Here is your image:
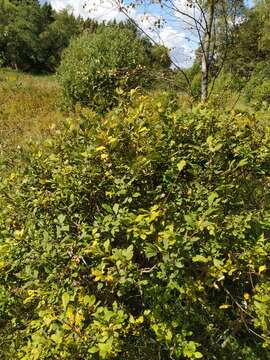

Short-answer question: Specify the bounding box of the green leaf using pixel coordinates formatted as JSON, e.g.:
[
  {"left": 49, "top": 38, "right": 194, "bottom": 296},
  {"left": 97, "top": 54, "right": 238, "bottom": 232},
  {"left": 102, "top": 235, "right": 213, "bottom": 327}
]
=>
[
  {"left": 84, "top": 295, "right": 96, "bottom": 307},
  {"left": 208, "top": 192, "right": 218, "bottom": 207},
  {"left": 98, "top": 338, "right": 113, "bottom": 359},
  {"left": 57, "top": 214, "right": 66, "bottom": 224},
  {"left": 206, "top": 135, "right": 214, "bottom": 145},
  {"left": 213, "top": 143, "right": 223, "bottom": 152},
  {"left": 102, "top": 204, "right": 113, "bottom": 213},
  {"left": 144, "top": 243, "right": 158, "bottom": 258},
  {"left": 113, "top": 203, "right": 119, "bottom": 214},
  {"left": 238, "top": 158, "right": 248, "bottom": 167},
  {"left": 125, "top": 245, "right": 133, "bottom": 261},
  {"left": 183, "top": 341, "right": 197, "bottom": 358},
  {"left": 62, "top": 292, "right": 70, "bottom": 310},
  {"left": 51, "top": 331, "right": 63, "bottom": 345},
  {"left": 177, "top": 159, "right": 187, "bottom": 172},
  {"left": 192, "top": 255, "right": 210, "bottom": 263},
  {"left": 88, "top": 346, "right": 99, "bottom": 354}
]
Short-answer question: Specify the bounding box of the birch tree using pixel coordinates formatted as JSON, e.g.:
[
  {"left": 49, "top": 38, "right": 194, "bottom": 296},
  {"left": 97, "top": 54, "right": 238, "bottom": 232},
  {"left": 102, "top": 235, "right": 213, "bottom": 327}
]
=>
[{"left": 107, "top": 0, "right": 245, "bottom": 101}]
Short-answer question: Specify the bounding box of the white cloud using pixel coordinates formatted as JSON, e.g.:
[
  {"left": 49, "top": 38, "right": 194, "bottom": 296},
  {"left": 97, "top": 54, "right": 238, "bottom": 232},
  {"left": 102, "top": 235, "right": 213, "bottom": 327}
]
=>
[
  {"left": 136, "top": 12, "right": 195, "bottom": 67},
  {"left": 173, "top": 0, "right": 197, "bottom": 16},
  {"left": 47, "top": 0, "right": 196, "bottom": 67},
  {"left": 159, "top": 27, "right": 195, "bottom": 67},
  {"left": 47, "top": 0, "right": 125, "bottom": 20}
]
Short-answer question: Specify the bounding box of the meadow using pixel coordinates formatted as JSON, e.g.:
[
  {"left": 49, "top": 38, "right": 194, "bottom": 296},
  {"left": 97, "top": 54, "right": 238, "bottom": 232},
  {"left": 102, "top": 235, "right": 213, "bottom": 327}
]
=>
[
  {"left": 0, "top": 1, "right": 270, "bottom": 358},
  {"left": 0, "top": 69, "right": 64, "bottom": 153}
]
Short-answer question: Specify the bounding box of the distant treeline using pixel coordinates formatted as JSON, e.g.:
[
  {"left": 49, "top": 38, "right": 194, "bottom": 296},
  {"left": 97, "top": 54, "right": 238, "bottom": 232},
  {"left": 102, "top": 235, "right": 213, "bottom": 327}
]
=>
[
  {"left": 0, "top": 0, "right": 167, "bottom": 73},
  {"left": 187, "top": 0, "right": 270, "bottom": 104},
  {"left": 0, "top": 0, "right": 86, "bottom": 72}
]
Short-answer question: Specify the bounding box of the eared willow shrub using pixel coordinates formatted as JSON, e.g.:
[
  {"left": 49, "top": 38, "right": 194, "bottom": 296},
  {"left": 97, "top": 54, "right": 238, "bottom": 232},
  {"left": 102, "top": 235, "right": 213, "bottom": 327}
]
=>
[
  {"left": 58, "top": 27, "right": 152, "bottom": 111},
  {"left": 1, "top": 92, "right": 270, "bottom": 359},
  {"left": 244, "top": 61, "right": 270, "bottom": 108}
]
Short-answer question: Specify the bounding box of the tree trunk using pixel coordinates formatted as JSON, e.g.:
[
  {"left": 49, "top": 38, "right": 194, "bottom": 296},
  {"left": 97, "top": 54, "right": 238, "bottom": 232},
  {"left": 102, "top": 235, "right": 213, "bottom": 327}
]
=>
[
  {"left": 201, "top": 0, "right": 215, "bottom": 102},
  {"left": 201, "top": 37, "right": 209, "bottom": 102}
]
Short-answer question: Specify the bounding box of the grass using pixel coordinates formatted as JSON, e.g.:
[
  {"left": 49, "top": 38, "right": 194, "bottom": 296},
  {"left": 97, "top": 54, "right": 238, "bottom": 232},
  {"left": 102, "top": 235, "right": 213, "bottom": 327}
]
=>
[
  {"left": 0, "top": 68, "right": 65, "bottom": 155},
  {"left": 0, "top": 67, "right": 268, "bottom": 158}
]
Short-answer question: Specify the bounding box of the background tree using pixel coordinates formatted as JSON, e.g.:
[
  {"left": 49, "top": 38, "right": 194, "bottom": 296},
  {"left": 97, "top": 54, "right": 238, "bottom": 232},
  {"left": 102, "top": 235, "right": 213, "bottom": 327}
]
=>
[
  {"left": 38, "top": 9, "right": 83, "bottom": 72},
  {"left": 225, "top": 0, "right": 270, "bottom": 79},
  {"left": 1, "top": 0, "right": 41, "bottom": 70},
  {"left": 0, "top": 0, "right": 84, "bottom": 72},
  {"left": 111, "top": 0, "right": 245, "bottom": 101},
  {"left": 212, "top": 0, "right": 270, "bottom": 107},
  {"left": 58, "top": 25, "right": 170, "bottom": 111}
]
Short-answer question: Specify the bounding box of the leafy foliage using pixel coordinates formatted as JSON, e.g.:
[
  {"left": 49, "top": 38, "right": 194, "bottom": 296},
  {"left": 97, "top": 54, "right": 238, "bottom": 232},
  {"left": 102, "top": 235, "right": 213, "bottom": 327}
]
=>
[
  {"left": 0, "top": 0, "right": 86, "bottom": 72},
  {"left": 244, "top": 62, "right": 270, "bottom": 108},
  {"left": 219, "top": 0, "right": 270, "bottom": 106},
  {"left": 1, "top": 92, "right": 270, "bottom": 359},
  {"left": 58, "top": 27, "right": 159, "bottom": 110}
]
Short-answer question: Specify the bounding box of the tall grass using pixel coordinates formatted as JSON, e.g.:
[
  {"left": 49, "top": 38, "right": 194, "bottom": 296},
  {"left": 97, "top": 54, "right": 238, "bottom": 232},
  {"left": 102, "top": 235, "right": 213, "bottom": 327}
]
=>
[{"left": 0, "top": 69, "right": 64, "bottom": 154}]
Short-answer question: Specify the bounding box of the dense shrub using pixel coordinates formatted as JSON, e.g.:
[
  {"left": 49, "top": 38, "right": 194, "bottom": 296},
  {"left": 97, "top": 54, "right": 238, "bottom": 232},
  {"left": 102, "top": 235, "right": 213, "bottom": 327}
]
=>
[
  {"left": 1, "top": 93, "right": 270, "bottom": 359},
  {"left": 244, "top": 62, "right": 270, "bottom": 108},
  {"left": 246, "top": 79, "right": 270, "bottom": 109},
  {"left": 58, "top": 27, "right": 153, "bottom": 111}
]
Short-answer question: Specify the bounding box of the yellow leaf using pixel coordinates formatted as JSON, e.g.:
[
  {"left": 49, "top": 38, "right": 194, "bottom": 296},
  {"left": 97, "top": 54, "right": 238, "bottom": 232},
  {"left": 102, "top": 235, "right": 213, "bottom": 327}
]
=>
[
  {"left": 177, "top": 160, "right": 187, "bottom": 172},
  {"left": 136, "top": 316, "right": 144, "bottom": 324},
  {"left": 244, "top": 293, "right": 250, "bottom": 300},
  {"left": 219, "top": 304, "right": 231, "bottom": 309},
  {"left": 96, "top": 146, "right": 106, "bottom": 151},
  {"left": 62, "top": 292, "right": 70, "bottom": 310},
  {"left": 75, "top": 311, "right": 85, "bottom": 326},
  {"left": 259, "top": 265, "right": 266, "bottom": 274},
  {"left": 106, "top": 275, "right": 113, "bottom": 283},
  {"left": 138, "top": 127, "right": 147, "bottom": 133},
  {"left": 91, "top": 269, "right": 104, "bottom": 281},
  {"left": 23, "top": 290, "right": 40, "bottom": 304},
  {"left": 101, "top": 153, "right": 108, "bottom": 160},
  {"left": 108, "top": 137, "right": 117, "bottom": 144},
  {"left": 66, "top": 306, "right": 74, "bottom": 324},
  {"left": 63, "top": 323, "right": 71, "bottom": 330}
]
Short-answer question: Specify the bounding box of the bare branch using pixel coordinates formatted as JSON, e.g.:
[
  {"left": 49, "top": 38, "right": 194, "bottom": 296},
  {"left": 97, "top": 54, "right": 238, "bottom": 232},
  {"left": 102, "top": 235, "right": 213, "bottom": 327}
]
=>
[{"left": 112, "top": 0, "right": 193, "bottom": 94}]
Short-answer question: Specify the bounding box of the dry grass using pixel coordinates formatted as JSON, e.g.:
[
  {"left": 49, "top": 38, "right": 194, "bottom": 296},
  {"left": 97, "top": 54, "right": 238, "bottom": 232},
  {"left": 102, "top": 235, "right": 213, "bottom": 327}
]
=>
[{"left": 0, "top": 69, "right": 65, "bottom": 155}]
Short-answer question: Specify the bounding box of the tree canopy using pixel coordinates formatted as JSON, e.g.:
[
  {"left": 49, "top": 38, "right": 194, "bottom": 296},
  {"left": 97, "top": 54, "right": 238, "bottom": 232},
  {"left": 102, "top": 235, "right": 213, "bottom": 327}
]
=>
[{"left": 0, "top": 0, "right": 87, "bottom": 72}]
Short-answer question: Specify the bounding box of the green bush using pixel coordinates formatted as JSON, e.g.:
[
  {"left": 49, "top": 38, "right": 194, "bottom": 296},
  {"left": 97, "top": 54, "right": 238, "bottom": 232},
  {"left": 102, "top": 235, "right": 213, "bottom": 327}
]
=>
[
  {"left": 247, "top": 79, "right": 270, "bottom": 109},
  {"left": 58, "top": 27, "right": 152, "bottom": 111},
  {"left": 244, "top": 61, "right": 270, "bottom": 108},
  {"left": 1, "top": 93, "right": 270, "bottom": 359}
]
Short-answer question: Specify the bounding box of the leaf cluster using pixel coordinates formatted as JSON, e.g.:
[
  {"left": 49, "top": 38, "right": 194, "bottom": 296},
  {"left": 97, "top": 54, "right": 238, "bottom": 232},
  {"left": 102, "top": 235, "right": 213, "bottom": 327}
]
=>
[
  {"left": 0, "top": 0, "right": 89, "bottom": 72},
  {"left": 58, "top": 27, "right": 167, "bottom": 111},
  {"left": 1, "top": 93, "right": 270, "bottom": 359}
]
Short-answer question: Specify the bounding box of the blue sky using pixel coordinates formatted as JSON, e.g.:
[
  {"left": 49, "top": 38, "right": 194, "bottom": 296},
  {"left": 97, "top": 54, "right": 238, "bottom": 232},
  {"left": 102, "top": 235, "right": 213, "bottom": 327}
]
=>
[{"left": 42, "top": 0, "right": 253, "bottom": 67}]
